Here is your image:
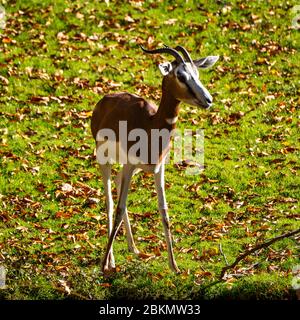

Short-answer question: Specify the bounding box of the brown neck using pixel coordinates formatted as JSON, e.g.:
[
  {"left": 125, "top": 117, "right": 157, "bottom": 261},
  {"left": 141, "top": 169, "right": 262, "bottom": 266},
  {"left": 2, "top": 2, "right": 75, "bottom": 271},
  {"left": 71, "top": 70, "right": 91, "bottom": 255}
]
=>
[{"left": 153, "top": 78, "right": 181, "bottom": 129}]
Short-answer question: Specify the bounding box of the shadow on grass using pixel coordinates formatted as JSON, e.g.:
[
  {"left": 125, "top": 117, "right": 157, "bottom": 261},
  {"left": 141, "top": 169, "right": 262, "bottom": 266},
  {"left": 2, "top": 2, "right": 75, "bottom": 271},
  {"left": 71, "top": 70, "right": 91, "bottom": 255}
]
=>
[{"left": 0, "top": 263, "right": 296, "bottom": 300}]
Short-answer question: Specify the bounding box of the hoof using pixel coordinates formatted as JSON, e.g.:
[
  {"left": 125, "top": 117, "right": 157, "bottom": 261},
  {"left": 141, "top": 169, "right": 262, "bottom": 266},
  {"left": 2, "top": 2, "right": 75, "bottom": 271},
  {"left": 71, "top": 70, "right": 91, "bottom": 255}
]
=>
[
  {"left": 102, "top": 265, "right": 116, "bottom": 277},
  {"left": 132, "top": 248, "right": 140, "bottom": 256},
  {"left": 170, "top": 264, "right": 181, "bottom": 274},
  {"left": 174, "top": 267, "right": 181, "bottom": 274},
  {"left": 128, "top": 245, "right": 140, "bottom": 256}
]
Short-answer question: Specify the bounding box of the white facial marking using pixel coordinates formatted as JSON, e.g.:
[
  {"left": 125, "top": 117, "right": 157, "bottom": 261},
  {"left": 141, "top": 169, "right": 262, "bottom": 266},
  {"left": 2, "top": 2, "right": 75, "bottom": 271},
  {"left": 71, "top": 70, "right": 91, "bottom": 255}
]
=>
[
  {"left": 175, "top": 62, "right": 212, "bottom": 107},
  {"left": 166, "top": 116, "right": 178, "bottom": 125},
  {"left": 159, "top": 62, "right": 173, "bottom": 76}
]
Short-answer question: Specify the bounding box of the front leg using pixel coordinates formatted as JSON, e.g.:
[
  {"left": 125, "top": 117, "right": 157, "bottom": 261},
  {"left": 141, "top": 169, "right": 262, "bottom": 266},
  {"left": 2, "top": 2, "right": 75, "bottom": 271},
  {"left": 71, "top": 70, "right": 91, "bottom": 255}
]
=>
[{"left": 154, "top": 163, "right": 180, "bottom": 274}]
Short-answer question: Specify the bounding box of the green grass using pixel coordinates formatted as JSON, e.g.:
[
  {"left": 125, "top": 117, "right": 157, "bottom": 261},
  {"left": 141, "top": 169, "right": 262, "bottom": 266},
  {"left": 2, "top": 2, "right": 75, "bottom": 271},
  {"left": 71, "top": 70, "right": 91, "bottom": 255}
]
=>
[{"left": 0, "top": 0, "right": 299, "bottom": 300}]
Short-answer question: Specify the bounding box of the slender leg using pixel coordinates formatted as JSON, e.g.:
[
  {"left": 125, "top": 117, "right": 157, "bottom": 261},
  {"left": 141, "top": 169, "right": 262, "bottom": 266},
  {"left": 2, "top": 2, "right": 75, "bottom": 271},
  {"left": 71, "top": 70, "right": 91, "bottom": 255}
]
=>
[
  {"left": 115, "top": 170, "right": 140, "bottom": 255},
  {"left": 99, "top": 164, "right": 115, "bottom": 269},
  {"left": 154, "top": 163, "right": 180, "bottom": 273},
  {"left": 102, "top": 164, "right": 135, "bottom": 272}
]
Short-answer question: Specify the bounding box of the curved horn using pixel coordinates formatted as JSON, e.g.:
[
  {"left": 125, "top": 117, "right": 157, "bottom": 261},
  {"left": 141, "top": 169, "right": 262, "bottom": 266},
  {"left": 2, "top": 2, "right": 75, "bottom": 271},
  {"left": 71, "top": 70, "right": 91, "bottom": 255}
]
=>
[
  {"left": 174, "top": 46, "right": 193, "bottom": 64},
  {"left": 140, "top": 46, "right": 185, "bottom": 64}
]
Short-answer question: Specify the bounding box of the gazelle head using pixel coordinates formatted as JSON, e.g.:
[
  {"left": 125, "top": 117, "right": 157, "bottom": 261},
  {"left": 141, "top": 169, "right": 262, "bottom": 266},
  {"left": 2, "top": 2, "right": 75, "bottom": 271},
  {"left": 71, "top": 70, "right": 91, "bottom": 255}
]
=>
[{"left": 141, "top": 45, "right": 219, "bottom": 109}]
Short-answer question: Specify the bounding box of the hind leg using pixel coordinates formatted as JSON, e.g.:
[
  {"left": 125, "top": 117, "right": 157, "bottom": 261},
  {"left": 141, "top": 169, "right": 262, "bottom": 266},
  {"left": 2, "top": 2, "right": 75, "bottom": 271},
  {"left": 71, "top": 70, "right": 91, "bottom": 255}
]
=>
[
  {"left": 102, "top": 164, "right": 135, "bottom": 272},
  {"left": 115, "top": 169, "right": 140, "bottom": 255},
  {"left": 99, "top": 164, "right": 115, "bottom": 270}
]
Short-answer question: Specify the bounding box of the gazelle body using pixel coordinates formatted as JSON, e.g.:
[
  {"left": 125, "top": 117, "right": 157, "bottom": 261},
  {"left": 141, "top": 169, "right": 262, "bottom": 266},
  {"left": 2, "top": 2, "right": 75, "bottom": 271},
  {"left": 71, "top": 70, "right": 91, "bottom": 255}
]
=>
[{"left": 91, "top": 46, "right": 218, "bottom": 273}]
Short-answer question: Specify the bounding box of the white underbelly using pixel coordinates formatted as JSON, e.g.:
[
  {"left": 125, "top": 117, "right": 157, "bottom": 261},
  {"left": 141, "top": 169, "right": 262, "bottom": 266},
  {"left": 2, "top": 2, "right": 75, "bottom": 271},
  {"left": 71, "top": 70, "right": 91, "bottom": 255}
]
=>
[{"left": 96, "top": 140, "right": 163, "bottom": 174}]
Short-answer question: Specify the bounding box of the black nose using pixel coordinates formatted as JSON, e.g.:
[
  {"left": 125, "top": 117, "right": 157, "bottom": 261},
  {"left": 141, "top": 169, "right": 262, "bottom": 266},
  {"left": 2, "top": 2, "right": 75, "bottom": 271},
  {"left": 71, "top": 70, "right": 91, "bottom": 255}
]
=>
[{"left": 206, "top": 97, "right": 212, "bottom": 104}]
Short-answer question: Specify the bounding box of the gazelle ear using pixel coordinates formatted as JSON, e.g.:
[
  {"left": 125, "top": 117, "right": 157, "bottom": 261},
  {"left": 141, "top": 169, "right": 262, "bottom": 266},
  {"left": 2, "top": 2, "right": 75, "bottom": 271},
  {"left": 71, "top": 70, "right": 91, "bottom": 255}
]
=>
[
  {"left": 158, "top": 62, "right": 173, "bottom": 76},
  {"left": 194, "top": 56, "right": 219, "bottom": 69}
]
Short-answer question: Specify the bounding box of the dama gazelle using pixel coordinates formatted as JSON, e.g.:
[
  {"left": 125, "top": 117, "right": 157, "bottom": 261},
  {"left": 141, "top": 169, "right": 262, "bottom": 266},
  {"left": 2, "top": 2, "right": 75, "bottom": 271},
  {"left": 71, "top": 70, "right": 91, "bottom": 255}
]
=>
[{"left": 91, "top": 45, "right": 218, "bottom": 274}]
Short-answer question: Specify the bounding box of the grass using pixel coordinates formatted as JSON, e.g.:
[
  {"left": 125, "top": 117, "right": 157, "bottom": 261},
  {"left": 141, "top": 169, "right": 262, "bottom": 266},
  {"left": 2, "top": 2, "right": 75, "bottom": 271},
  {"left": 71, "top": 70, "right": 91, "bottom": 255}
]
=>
[{"left": 0, "top": 0, "right": 299, "bottom": 300}]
